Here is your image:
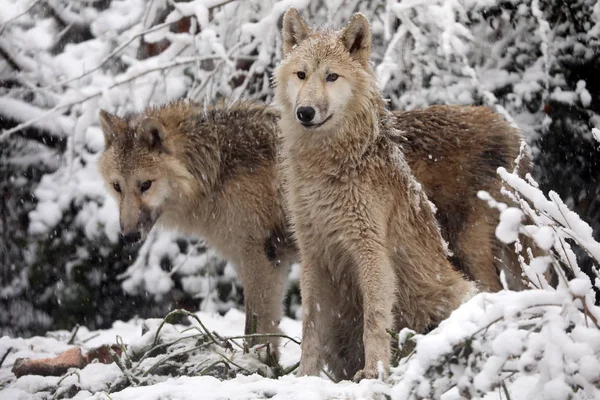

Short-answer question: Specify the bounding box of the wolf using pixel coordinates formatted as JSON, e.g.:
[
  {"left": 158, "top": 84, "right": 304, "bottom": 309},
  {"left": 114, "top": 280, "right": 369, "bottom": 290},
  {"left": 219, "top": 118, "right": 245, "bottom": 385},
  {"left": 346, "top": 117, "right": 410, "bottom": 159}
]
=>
[
  {"left": 97, "top": 101, "right": 296, "bottom": 356},
  {"left": 274, "top": 9, "right": 480, "bottom": 381},
  {"left": 97, "top": 100, "right": 526, "bottom": 362}
]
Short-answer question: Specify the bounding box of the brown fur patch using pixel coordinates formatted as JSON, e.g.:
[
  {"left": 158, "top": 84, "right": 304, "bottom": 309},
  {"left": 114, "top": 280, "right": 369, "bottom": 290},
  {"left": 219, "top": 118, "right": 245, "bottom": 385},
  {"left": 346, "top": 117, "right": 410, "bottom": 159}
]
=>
[{"left": 393, "top": 105, "right": 526, "bottom": 291}]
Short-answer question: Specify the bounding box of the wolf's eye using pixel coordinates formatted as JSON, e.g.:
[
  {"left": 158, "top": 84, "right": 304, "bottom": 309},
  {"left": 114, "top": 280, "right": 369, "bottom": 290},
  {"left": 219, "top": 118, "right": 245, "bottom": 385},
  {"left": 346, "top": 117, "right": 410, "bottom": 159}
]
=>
[
  {"left": 113, "top": 183, "right": 121, "bottom": 193},
  {"left": 326, "top": 73, "right": 339, "bottom": 82},
  {"left": 140, "top": 180, "right": 152, "bottom": 193},
  {"left": 296, "top": 71, "right": 306, "bottom": 80}
]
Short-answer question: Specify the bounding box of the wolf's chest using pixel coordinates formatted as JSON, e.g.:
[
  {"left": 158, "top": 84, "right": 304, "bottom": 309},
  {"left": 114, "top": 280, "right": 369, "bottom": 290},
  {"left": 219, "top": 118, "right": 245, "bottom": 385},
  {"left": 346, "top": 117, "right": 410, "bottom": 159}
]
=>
[{"left": 292, "top": 175, "right": 351, "bottom": 217}]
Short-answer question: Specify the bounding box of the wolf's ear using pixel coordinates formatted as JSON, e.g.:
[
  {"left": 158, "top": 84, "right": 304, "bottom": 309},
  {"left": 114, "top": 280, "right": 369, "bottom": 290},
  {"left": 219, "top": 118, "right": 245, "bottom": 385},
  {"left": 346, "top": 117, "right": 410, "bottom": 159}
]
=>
[
  {"left": 341, "top": 13, "right": 371, "bottom": 67},
  {"left": 98, "top": 109, "right": 123, "bottom": 148},
  {"left": 138, "top": 118, "right": 169, "bottom": 151},
  {"left": 282, "top": 8, "right": 310, "bottom": 55}
]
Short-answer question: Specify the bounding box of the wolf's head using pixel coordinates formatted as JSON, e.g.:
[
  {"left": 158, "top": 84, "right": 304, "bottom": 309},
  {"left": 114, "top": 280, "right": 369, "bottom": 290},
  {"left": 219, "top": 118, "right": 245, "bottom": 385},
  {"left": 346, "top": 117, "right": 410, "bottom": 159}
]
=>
[
  {"left": 274, "top": 9, "right": 374, "bottom": 134},
  {"left": 97, "top": 110, "right": 196, "bottom": 244}
]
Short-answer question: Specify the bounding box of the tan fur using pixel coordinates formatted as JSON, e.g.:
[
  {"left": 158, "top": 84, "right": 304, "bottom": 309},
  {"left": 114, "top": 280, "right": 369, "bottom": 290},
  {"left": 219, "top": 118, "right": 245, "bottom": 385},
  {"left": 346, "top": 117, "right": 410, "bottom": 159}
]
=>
[
  {"left": 97, "top": 103, "right": 528, "bottom": 363},
  {"left": 393, "top": 106, "right": 529, "bottom": 291},
  {"left": 274, "top": 9, "right": 477, "bottom": 382},
  {"left": 97, "top": 101, "right": 295, "bottom": 356},
  {"left": 97, "top": 63, "right": 528, "bottom": 369}
]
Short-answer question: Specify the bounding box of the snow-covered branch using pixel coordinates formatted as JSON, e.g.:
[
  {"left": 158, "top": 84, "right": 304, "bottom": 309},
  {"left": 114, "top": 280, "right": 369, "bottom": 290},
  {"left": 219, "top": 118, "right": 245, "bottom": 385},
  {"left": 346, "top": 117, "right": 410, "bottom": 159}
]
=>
[{"left": 389, "top": 149, "right": 600, "bottom": 400}]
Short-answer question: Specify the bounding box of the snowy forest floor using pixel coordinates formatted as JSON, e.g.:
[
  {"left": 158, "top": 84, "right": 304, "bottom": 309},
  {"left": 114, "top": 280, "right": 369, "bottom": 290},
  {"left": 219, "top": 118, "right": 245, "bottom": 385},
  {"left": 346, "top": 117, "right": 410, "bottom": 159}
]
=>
[{"left": 1, "top": 293, "right": 590, "bottom": 400}]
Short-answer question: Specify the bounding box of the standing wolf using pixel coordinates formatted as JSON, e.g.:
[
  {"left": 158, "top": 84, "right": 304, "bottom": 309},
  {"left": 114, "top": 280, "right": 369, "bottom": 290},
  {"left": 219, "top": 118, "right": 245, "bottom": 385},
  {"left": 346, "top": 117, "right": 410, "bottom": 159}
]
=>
[
  {"left": 274, "top": 9, "right": 479, "bottom": 381},
  {"left": 97, "top": 101, "right": 296, "bottom": 356}
]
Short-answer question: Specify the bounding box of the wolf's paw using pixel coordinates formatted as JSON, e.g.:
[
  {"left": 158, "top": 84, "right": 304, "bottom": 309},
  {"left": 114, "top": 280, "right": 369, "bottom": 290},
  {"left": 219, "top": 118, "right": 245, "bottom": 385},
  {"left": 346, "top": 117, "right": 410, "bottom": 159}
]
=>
[{"left": 352, "top": 368, "right": 378, "bottom": 382}]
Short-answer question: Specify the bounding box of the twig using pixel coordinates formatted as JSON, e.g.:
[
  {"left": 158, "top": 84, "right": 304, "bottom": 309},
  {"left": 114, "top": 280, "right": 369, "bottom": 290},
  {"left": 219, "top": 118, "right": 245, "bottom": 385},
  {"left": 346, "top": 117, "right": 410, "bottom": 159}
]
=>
[
  {"left": 321, "top": 367, "right": 335, "bottom": 381},
  {"left": 0, "top": 45, "right": 21, "bottom": 71},
  {"left": 198, "top": 359, "right": 228, "bottom": 376},
  {"left": 225, "top": 333, "right": 301, "bottom": 346},
  {"left": 579, "top": 295, "right": 600, "bottom": 329},
  {"left": 37, "top": 0, "right": 238, "bottom": 91},
  {"left": 109, "top": 348, "right": 139, "bottom": 387},
  {"left": 0, "top": 0, "right": 41, "bottom": 34},
  {"left": 501, "top": 380, "right": 512, "bottom": 400},
  {"left": 82, "top": 333, "right": 100, "bottom": 343},
  {"left": 0, "top": 347, "right": 12, "bottom": 368},
  {"left": 141, "top": 0, "right": 157, "bottom": 28},
  {"left": 56, "top": 370, "right": 81, "bottom": 387},
  {"left": 169, "top": 241, "right": 197, "bottom": 276},
  {"left": 40, "top": 19, "right": 175, "bottom": 90},
  {"left": 189, "top": 40, "right": 244, "bottom": 100},
  {"left": 282, "top": 361, "right": 300, "bottom": 375},
  {"left": 133, "top": 333, "right": 204, "bottom": 367},
  {"left": 67, "top": 324, "right": 80, "bottom": 345},
  {"left": 152, "top": 309, "right": 217, "bottom": 348},
  {"left": 215, "top": 351, "right": 251, "bottom": 375},
  {"left": 116, "top": 335, "right": 132, "bottom": 369},
  {"left": 142, "top": 342, "right": 212, "bottom": 377}
]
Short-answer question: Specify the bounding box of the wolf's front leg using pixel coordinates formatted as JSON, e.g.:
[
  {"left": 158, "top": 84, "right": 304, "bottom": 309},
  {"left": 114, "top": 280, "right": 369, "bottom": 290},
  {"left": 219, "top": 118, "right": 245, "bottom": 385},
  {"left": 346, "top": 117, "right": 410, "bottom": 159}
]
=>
[
  {"left": 352, "top": 246, "right": 395, "bottom": 382},
  {"left": 296, "top": 251, "right": 333, "bottom": 377},
  {"left": 239, "top": 246, "right": 290, "bottom": 358}
]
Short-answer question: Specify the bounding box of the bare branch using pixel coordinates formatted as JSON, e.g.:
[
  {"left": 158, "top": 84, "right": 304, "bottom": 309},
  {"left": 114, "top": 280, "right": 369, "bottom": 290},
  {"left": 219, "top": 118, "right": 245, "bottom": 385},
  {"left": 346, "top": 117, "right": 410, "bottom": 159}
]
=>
[{"left": 0, "top": 44, "right": 22, "bottom": 72}]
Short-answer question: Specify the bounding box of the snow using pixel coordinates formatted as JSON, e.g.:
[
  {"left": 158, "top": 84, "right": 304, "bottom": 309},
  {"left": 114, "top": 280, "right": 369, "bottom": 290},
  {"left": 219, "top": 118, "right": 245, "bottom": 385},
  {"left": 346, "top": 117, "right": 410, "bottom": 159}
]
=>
[
  {"left": 498, "top": 167, "right": 600, "bottom": 263},
  {"left": 72, "top": 363, "right": 123, "bottom": 393},
  {"left": 592, "top": 127, "right": 600, "bottom": 144},
  {"left": 90, "top": 0, "right": 145, "bottom": 36},
  {"left": 28, "top": 201, "right": 63, "bottom": 235},
  {"left": 0, "top": 309, "right": 313, "bottom": 400},
  {"left": 0, "top": 97, "right": 73, "bottom": 138},
  {"left": 2, "top": 1, "right": 600, "bottom": 399},
  {"left": 94, "top": 374, "right": 386, "bottom": 400},
  {"left": 495, "top": 207, "right": 523, "bottom": 244},
  {"left": 3, "top": 273, "right": 599, "bottom": 400},
  {"left": 577, "top": 80, "right": 592, "bottom": 107}
]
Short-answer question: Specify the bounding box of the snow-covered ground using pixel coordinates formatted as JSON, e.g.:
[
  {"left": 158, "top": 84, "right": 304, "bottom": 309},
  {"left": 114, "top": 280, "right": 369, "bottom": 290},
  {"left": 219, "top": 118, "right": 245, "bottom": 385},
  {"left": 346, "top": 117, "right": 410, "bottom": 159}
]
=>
[
  {"left": 0, "top": 309, "right": 389, "bottom": 400},
  {"left": 2, "top": 289, "right": 598, "bottom": 400},
  {"left": 0, "top": 309, "right": 303, "bottom": 399}
]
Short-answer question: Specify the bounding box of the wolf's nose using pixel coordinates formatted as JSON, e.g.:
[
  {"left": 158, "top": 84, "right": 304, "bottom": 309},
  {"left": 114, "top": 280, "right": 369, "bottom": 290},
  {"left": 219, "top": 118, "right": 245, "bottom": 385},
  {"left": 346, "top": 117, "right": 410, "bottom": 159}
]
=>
[
  {"left": 296, "top": 107, "right": 315, "bottom": 123},
  {"left": 121, "top": 231, "right": 141, "bottom": 244}
]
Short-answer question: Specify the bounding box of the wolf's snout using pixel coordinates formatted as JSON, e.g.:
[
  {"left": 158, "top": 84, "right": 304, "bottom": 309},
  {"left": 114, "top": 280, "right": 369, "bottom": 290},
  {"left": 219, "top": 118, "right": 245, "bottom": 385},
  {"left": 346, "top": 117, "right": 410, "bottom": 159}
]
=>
[
  {"left": 121, "top": 231, "right": 142, "bottom": 244},
  {"left": 296, "top": 107, "right": 315, "bottom": 123}
]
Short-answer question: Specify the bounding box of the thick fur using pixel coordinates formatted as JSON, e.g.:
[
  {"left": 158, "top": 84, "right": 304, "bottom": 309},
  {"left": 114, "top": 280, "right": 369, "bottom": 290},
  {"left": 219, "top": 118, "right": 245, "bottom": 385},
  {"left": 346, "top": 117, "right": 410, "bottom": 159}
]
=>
[
  {"left": 97, "top": 101, "right": 296, "bottom": 355},
  {"left": 274, "top": 9, "right": 478, "bottom": 382},
  {"left": 393, "top": 106, "right": 529, "bottom": 291},
  {"left": 98, "top": 99, "right": 527, "bottom": 365},
  {"left": 97, "top": 101, "right": 527, "bottom": 361}
]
